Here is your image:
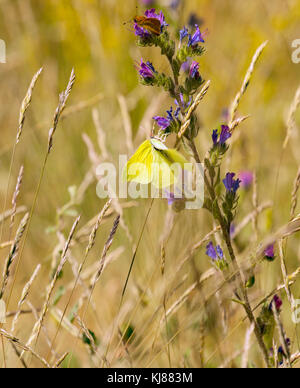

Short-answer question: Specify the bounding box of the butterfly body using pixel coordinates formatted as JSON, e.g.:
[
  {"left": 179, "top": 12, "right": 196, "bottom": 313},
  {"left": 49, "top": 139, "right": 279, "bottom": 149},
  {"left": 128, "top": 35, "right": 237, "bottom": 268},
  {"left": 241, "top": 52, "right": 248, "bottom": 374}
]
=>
[{"left": 133, "top": 16, "right": 161, "bottom": 36}]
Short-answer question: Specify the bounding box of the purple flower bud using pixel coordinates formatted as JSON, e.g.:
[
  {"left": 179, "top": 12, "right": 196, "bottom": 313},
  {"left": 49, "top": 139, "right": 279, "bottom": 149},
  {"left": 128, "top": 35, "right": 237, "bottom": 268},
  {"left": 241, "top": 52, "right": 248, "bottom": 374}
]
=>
[
  {"left": 180, "top": 26, "right": 189, "bottom": 42},
  {"left": 188, "top": 25, "right": 205, "bottom": 47},
  {"left": 138, "top": 59, "right": 156, "bottom": 79},
  {"left": 269, "top": 294, "right": 282, "bottom": 312},
  {"left": 189, "top": 61, "right": 200, "bottom": 79},
  {"left": 264, "top": 243, "right": 275, "bottom": 260},
  {"left": 212, "top": 129, "right": 219, "bottom": 145},
  {"left": 219, "top": 125, "right": 231, "bottom": 145},
  {"left": 239, "top": 171, "right": 254, "bottom": 189},
  {"left": 223, "top": 173, "right": 241, "bottom": 193},
  {"left": 206, "top": 242, "right": 217, "bottom": 260},
  {"left": 206, "top": 241, "right": 224, "bottom": 261}
]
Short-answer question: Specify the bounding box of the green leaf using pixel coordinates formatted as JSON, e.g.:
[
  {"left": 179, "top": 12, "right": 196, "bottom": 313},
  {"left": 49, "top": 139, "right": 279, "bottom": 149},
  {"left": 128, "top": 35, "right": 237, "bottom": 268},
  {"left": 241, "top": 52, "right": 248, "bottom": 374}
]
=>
[{"left": 53, "top": 286, "right": 65, "bottom": 306}]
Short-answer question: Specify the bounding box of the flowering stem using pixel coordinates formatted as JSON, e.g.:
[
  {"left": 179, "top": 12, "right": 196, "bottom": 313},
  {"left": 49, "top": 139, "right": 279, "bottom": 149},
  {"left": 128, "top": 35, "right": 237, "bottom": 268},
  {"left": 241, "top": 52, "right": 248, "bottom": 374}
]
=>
[{"left": 189, "top": 139, "right": 271, "bottom": 368}]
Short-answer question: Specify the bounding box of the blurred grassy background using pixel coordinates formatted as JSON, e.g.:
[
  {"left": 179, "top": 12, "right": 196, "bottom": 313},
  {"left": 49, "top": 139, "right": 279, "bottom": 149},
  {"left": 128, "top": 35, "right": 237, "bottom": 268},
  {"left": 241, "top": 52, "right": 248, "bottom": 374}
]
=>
[{"left": 0, "top": 0, "right": 299, "bottom": 367}]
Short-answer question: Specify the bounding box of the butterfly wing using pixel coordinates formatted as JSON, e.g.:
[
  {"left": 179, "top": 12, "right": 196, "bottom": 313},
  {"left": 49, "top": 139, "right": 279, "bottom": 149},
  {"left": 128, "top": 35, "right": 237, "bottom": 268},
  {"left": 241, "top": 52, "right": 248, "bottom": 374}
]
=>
[
  {"left": 135, "top": 16, "right": 161, "bottom": 36},
  {"left": 123, "top": 140, "right": 153, "bottom": 184},
  {"left": 151, "top": 147, "right": 192, "bottom": 188}
]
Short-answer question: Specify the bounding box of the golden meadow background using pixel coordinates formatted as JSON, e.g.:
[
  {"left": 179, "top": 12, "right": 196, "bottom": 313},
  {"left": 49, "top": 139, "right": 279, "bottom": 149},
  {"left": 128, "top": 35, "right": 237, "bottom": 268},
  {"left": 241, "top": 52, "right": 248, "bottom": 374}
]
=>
[{"left": 0, "top": 0, "right": 299, "bottom": 367}]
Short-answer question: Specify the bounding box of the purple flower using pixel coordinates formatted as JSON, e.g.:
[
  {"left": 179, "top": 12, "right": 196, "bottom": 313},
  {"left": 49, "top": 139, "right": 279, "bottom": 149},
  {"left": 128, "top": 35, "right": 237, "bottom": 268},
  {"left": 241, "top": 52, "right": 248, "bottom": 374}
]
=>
[
  {"left": 219, "top": 125, "right": 231, "bottom": 145},
  {"left": 264, "top": 243, "right": 275, "bottom": 260},
  {"left": 206, "top": 242, "right": 223, "bottom": 261},
  {"left": 212, "top": 129, "right": 219, "bottom": 145},
  {"left": 134, "top": 23, "right": 150, "bottom": 38},
  {"left": 138, "top": 59, "right": 156, "bottom": 79},
  {"left": 175, "top": 93, "right": 191, "bottom": 111},
  {"left": 188, "top": 25, "right": 205, "bottom": 47},
  {"left": 189, "top": 61, "right": 200, "bottom": 79},
  {"left": 211, "top": 126, "right": 231, "bottom": 147},
  {"left": 153, "top": 106, "right": 179, "bottom": 131},
  {"left": 206, "top": 242, "right": 217, "bottom": 260},
  {"left": 180, "top": 26, "right": 189, "bottom": 42},
  {"left": 230, "top": 223, "right": 236, "bottom": 237},
  {"left": 153, "top": 116, "right": 171, "bottom": 130},
  {"left": 223, "top": 173, "right": 241, "bottom": 193},
  {"left": 170, "top": 0, "right": 180, "bottom": 9},
  {"left": 269, "top": 295, "right": 282, "bottom": 312},
  {"left": 239, "top": 171, "right": 254, "bottom": 189},
  {"left": 181, "top": 57, "right": 192, "bottom": 72}
]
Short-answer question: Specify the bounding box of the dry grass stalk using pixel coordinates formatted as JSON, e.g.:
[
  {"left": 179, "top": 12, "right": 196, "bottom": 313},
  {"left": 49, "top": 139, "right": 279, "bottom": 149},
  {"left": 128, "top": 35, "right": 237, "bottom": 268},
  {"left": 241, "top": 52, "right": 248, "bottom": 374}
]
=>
[
  {"left": 241, "top": 323, "right": 254, "bottom": 368},
  {"left": 21, "top": 216, "right": 80, "bottom": 356},
  {"left": 16, "top": 67, "right": 43, "bottom": 143},
  {"left": 290, "top": 165, "right": 300, "bottom": 219},
  {"left": 0, "top": 206, "right": 27, "bottom": 224},
  {"left": 278, "top": 240, "right": 295, "bottom": 312},
  {"left": 177, "top": 80, "right": 211, "bottom": 140},
  {"left": 283, "top": 85, "right": 300, "bottom": 149},
  {"left": 0, "top": 212, "right": 29, "bottom": 299},
  {"left": 68, "top": 215, "right": 120, "bottom": 367},
  {"left": 52, "top": 352, "right": 69, "bottom": 368},
  {"left": 229, "top": 41, "right": 268, "bottom": 126},
  {"left": 90, "top": 215, "right": 120, "bottom": 288},
  {"left": 232, "top": 201, "right": 272, "bottom": 239},
  {"left": 92, "top": 108, "right": 109, "bottom": 159},
  {"left": 10, "top": 264, "right": 41, "bottom": 333},
  {"left": 10, "top": 165, "right": 24, "bottom": 229},
  {"left": 45, "top": 201, "right": 112, "bottom": 360},
  {"left": 0, "top": 328, "right": 50, "bottom": 368},
  {"left": 47, "top": 69, "right": 76, "bottom": 154}
]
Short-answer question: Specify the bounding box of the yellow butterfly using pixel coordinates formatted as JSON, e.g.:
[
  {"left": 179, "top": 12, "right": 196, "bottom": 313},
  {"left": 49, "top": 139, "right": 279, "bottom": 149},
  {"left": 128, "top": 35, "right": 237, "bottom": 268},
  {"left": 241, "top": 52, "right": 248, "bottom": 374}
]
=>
[{"left": 123, "top": 138, "right": 190, "bottom": 189}]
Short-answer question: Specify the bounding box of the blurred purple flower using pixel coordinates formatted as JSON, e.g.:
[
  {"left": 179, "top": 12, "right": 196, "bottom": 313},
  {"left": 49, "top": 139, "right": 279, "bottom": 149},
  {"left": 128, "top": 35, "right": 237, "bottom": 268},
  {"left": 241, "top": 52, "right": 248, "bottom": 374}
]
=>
[
  {"left": 206, "top": 242, "right": 223, "bottom": 261},
  {"left": 170, "top": 0, "right": 180, "bottom": 9},
  {"left": 269, "top": 294, "right": 282, "bottom": 312},
  {"left": 188, "top": 25, "right": 205, "bottom": 47},
  {"left": 153, "top": 116, "right": 171, "bottom": 130},
  {"left": 223, "top": 173, "right": 241, "bottom": 193},
  {"left": 138, "top": 59, "right": 156, "bottom": 79},
  {"left": 189, "top": 61, "right": 200, "bottom": 79},
  {"left": 230, "top": 223, "right": 236, "bottom": 237},
  {"left": 175, "top": 93, "right": 191, "bottom": 111},
  {"left": 140, "top": 0, "right": 155, "bottom": 5},
  {"left": 181, "top": 57, "right": 192, "bottom": 72},
  {"left": 264, "top": 243, "right": 275, "bottom": 260},
  {"left": 239, "top": 171, "right": 254, "bottom": 189},
  {"left": 153, "top": 106, "right": 179, "bottom": 131},
  {"left": 180, "top": 26, "right": 189, "bottom": 42}
]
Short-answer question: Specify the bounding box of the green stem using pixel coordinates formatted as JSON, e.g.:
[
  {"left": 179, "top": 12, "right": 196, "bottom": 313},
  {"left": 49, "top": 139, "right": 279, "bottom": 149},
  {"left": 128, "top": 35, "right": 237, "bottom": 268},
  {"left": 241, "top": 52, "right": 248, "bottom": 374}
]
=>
[{"left": 189, "top": 139, "right": 271, "bottom": 368}]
